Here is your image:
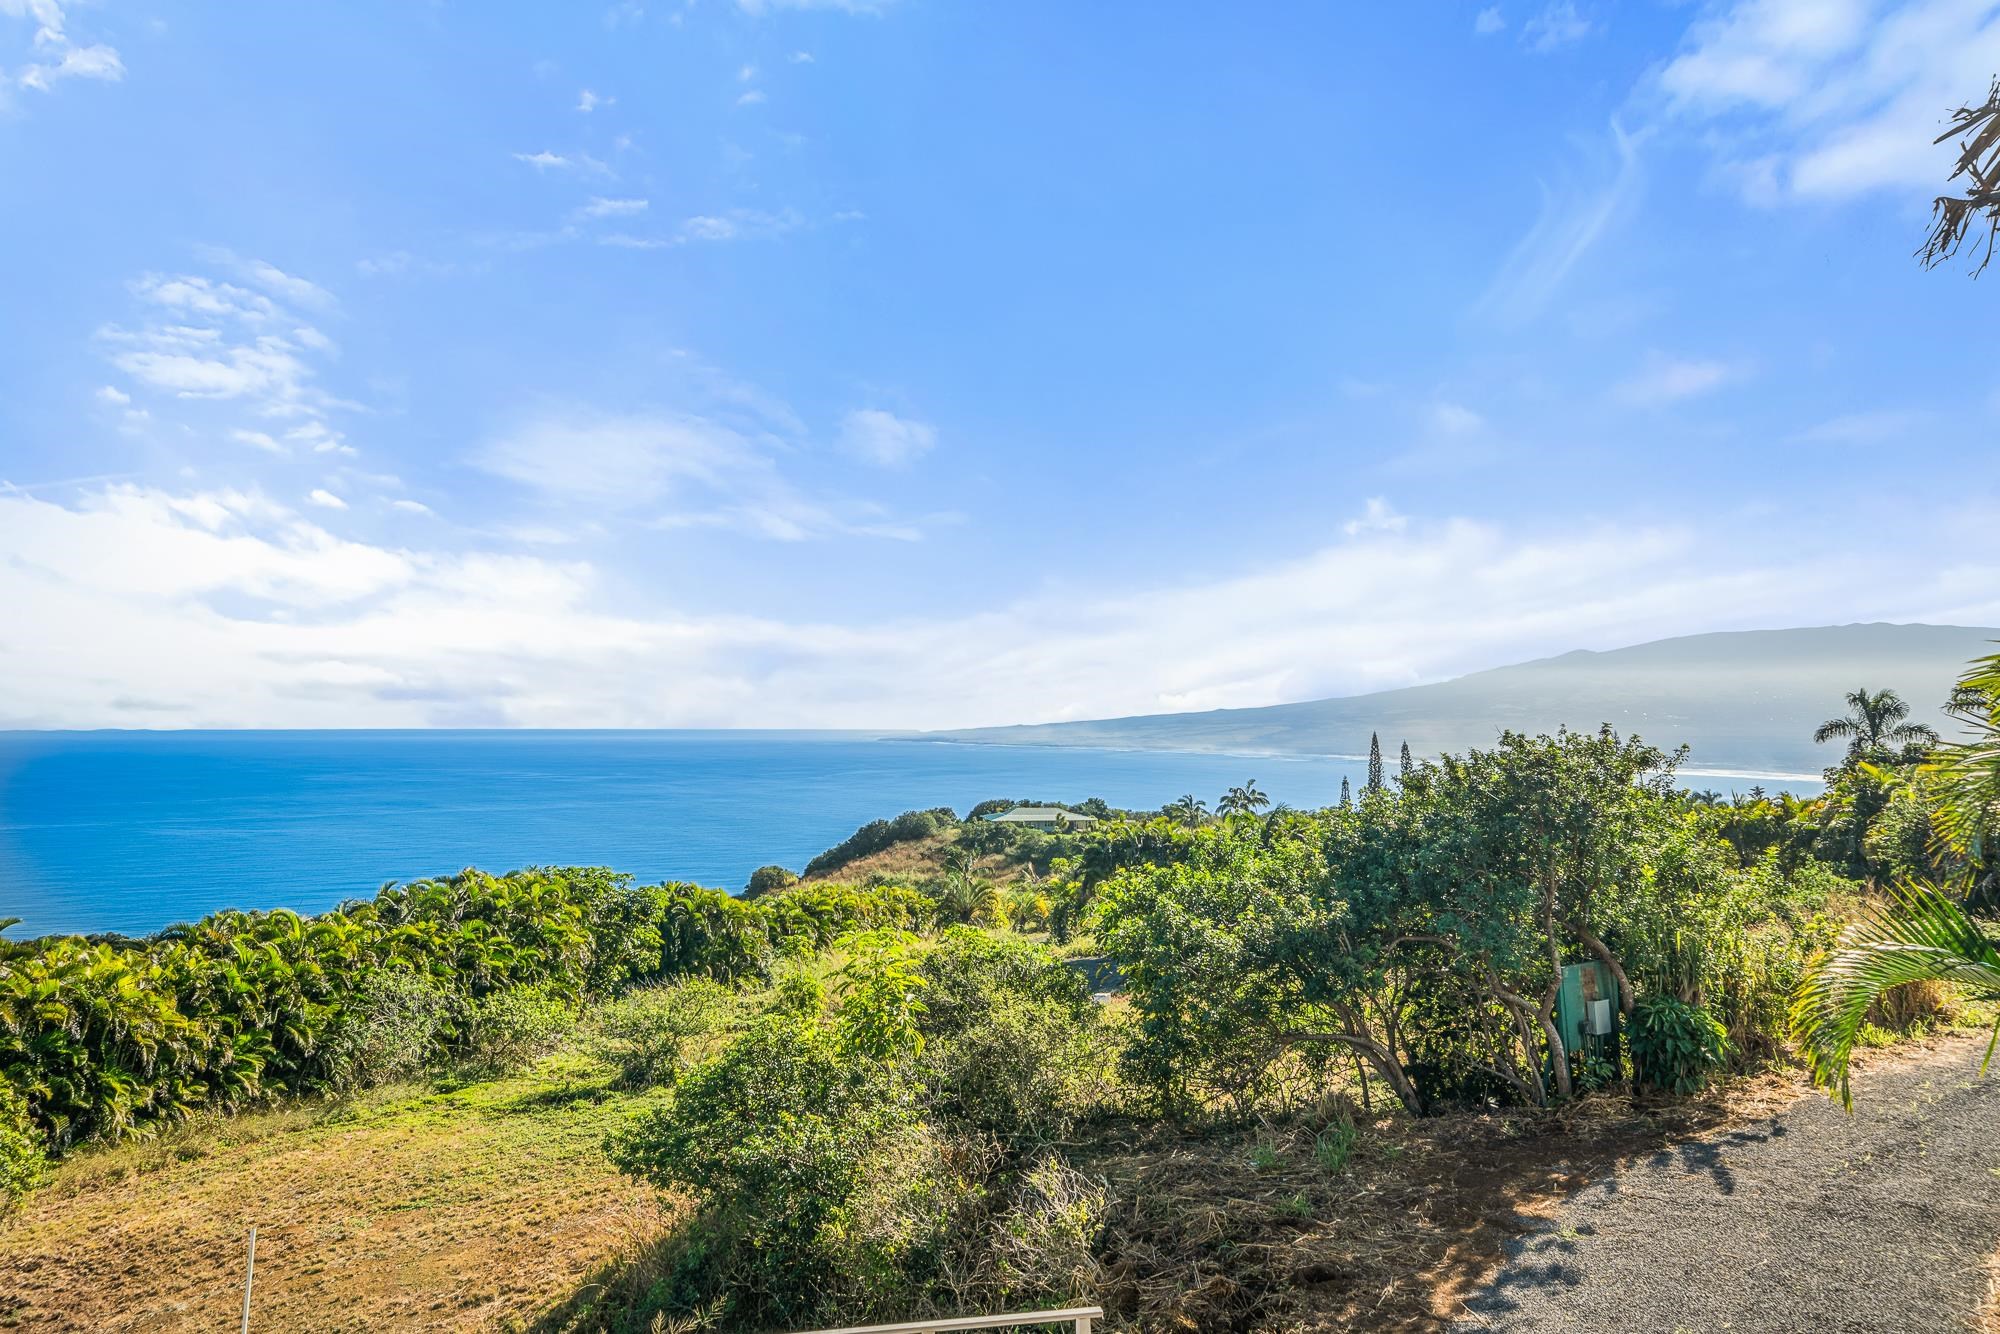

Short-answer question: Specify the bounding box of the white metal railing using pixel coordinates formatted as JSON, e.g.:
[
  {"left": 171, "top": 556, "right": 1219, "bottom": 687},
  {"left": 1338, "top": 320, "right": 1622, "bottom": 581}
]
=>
[{"left": 800, "top": 1306, "right": 1104, "bottom": 1334}]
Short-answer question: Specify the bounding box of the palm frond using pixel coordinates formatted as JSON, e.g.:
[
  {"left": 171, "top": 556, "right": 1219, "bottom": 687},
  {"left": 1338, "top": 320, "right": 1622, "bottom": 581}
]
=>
[
  {"left": 1813, "top": 718, "right": 1859, "bottom": 745},
  {"left": 1924, "top": 650, "right": 2000, "bottom": 869},
  {"left": 1791, "top": 881, "right": 2000, "bottom": 1109}
]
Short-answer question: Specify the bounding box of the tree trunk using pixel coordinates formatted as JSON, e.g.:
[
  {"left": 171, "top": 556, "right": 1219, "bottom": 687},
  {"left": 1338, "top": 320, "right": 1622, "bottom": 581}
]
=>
[{"left": 1288, "top": 1030, "right": 1424, "bottom": 1116}]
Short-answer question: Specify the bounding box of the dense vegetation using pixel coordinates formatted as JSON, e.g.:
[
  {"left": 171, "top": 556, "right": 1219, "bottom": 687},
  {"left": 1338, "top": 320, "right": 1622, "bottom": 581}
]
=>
[
  {"left": 0, "top": 871, "right": 928, "bottom": 1165},
  {"left": 2, "top": 663, "right": 1995, "bottom": 1328}
]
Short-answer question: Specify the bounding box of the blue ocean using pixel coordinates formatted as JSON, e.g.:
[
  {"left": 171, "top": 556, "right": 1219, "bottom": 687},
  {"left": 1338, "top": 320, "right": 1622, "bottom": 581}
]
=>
[
  {"left": 0, "top": 731, "right": 1379, "bottom": 937},
  {"left": 0, "top": 731, "right": 1818, "bottom": 939}
]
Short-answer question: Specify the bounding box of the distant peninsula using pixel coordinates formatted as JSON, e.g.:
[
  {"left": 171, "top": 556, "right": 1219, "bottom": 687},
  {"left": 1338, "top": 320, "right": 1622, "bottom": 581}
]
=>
[{"left": 923, "top": 623, "right": 2000, "bottom": 777}]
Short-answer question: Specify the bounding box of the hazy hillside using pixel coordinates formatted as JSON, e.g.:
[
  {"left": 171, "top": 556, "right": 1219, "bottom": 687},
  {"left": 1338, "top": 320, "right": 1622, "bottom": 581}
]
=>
[{"left": 929, "top": 623, "right": 1999, "bottom": 776}]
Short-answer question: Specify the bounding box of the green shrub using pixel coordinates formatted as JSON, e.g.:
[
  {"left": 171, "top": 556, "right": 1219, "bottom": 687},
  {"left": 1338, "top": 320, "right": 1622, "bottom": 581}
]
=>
[
  {"left": 461, "top": 984, "right": 575, "bottom": 1075},
  {"left": 921, "top": 992, "right": 1113, "bottom": 1146},
  {"left": 606, "top": 1013, "right": 911, "bottom": 1324},
  {"left": 596, "top": 977, "right": 732, "bottom": 1088},
  {"left": 320, "top": 970, "right": 455, "bottom": 1092},
  {"left": 743, "top": 865, "right": 798, "bottom": 898},
  {"left": 1629, "top": 994, "right": 1731, "bottom": 1095},
  {"left": 914, "top": 928, "right": 1091, "bottom": 1038},
  {"left": 0, "top": 1083, "right": 46, "bottom": 1208}
]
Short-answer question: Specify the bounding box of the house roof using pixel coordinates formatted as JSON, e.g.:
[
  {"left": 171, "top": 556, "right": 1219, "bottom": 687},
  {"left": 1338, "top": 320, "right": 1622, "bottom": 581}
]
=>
[{"left": 985, "top": 806, "right": 1097, "bottom": 824}]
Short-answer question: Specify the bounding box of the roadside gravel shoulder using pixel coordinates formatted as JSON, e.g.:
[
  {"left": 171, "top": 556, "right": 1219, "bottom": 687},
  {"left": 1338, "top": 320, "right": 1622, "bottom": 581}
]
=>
[{"left": 1455, "top": 1033, "right": 2000, "bottom": 1334}]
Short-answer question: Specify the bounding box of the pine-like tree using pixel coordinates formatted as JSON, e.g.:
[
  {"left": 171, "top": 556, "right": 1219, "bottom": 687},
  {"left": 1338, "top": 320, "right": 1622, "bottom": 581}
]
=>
[
  {"left": 1366, "top": 732, "right": 1383, "bottom": 793},
  {"left": 1339, "top": 775, "right": 1352, "bottom": 810},
  {"left": 1399, "top": 741, "right": 1413, "bottom": 782}
]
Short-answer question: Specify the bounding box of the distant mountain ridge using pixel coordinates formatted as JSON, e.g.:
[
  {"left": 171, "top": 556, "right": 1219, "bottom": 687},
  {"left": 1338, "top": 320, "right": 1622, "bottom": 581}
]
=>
[{"left": 928, "top": 624, "right": 2000, "bottom": 777}]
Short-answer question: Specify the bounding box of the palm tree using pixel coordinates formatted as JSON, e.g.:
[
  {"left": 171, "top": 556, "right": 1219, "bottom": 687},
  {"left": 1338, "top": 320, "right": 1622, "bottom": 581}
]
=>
[
  {"left": 1164, "top": 793, "right": 1207, "bottom": 827},
  {"left": 1217, "top": 780, "right": 1270, "bottom": 817},
  {"left": 1812, "top": 687, "right": 1939, "bottom": 765},
  {"left": 1920, "top": 77, "right": 2000, "bottom": 275},
  {"left": 1791, "top": 883, "right": 2000, "bottom": 1107},
  {"left": 1794, "top": 653, "right": 2000, "bottom": 1105}
]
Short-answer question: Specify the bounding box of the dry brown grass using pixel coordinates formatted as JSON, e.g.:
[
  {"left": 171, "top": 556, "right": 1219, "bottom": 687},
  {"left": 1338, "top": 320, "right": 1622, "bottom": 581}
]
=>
[
  {"left": 1062, "top": 1044, "right": 1890, "bottom": 1333},
  {"left": 798, "top": 830, "right": 1031, "bottom": 889},
  {"left": 0, "top": 1060, "right": 672, "bottom": 1333}
]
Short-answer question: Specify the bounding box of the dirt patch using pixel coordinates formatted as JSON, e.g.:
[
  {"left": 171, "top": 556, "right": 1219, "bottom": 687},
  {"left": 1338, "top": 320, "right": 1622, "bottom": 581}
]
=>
[{"left": 1073, "top": 1057, "right": 1838, "bottom": 1332}]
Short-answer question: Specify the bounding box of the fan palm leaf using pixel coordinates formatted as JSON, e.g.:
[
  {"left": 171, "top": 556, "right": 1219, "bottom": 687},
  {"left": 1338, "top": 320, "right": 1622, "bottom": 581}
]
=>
[{"left": 1791, "top": 881, "right": 2000, "bottom": 1109}]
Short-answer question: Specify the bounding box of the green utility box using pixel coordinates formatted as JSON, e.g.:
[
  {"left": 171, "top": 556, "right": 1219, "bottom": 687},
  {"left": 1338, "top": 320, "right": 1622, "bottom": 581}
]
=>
[{"left": 1555, "top": 959, "right": 1621, "bottom": 1065}]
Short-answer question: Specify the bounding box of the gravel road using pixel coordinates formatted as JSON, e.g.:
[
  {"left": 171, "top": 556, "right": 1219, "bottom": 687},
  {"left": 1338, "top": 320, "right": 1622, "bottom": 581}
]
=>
[{"left": 1456, "top": 1033, "right": 2000, "bottom": 1333}]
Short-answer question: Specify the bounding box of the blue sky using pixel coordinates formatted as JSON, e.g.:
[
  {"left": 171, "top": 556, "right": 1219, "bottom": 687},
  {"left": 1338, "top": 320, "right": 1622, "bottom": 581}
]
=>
[{"left": 3, "top": 0, "right": 1999, "bottom": 728}]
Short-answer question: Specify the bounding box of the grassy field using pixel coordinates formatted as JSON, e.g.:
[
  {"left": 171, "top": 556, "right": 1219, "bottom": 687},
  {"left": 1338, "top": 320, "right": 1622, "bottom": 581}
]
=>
[{"left": 0, "top": 1051, "right": 672, "bottom": 1333}]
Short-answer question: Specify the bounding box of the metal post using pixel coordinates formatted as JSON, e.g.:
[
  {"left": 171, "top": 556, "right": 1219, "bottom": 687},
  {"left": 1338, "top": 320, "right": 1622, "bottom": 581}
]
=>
[{"left": 241, "top": 1225, "right": 256, "bottom": 1334}]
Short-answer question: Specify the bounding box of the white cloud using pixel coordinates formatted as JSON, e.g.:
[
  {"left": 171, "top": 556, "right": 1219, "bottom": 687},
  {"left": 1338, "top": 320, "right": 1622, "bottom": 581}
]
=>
[
  {"left": 513, "top": 149, "right": 612, "bottom": 176},
  {"left": 1524, "top": 1, "right": 1592, "bottom": 52},
  {"left": 5, "top": 1, "right": 123, "bottom": 94},
  {"left": 840, "top": 408, "right": 936, "bottom": 465},
  {"left": 577, "top": 88, "right": 611, "bottom": 112},
  {"left": 94, "top": 384, "right": 129, "bottom": 406},
  {"left": 232, "top": 429, "right": 286, "bottom": 455},
  {"left": 573, "top": 196, "right": 650, "bottom": 221},
  {"left": 476, "top": 412, "right": 753, "bottom": 506},
  {"left": 1343, "top": 497, "right": 1407, "bottom": 537},
  {"left": 307, "top": 488, "right": 348, "bottom": 510},
  {"left": 1658, "top": 0, "right": 2000, "bottom": 201},
  {"left": 791, "top": 50, "right": 816, "bottom": 63},
  {"left": 1429, "top": 401, "right": 1486, "bottom": 434},
  {"left": 1476, "top": 7, "right": 1506, "bottom": 35},
  {"left": 97, "top": 257, "right": 357, "bottom": 458},
  {"left": 639, "top": 209, "right": 805, "bottom": 245},
  {"left": 1612, "top": 354, "right": 1745, "bottom": 406},
  {"left": 390, "top": 499, "right": 434, "bottom": 515},
  {"left": 738, "top": 63, "right": 757, "bottom": 82},
  {"left": 4, "top": 482, "right": 1996, "bottom": 729},
  {"left": 737, "top": 89, "right": 766, "bottom": 107}
]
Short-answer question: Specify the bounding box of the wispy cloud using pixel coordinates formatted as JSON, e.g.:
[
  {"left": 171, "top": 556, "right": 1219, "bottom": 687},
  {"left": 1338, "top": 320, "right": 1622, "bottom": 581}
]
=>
[
  {"left": 513, "top": 149, "right": 613, "bottom": 176},
  {"left": 307, "top": 488, "right": 348, "bottom": 511},
  {"left": 1523, "top": 1, "right": 1592, "bottom": 53},
  {"left": 1612, "top": 354, "right": 1746, "bottom": 407},
  {"left": 1473, "top": 122, "right": 1640, "bottom": 325},
  {"left": 1792, "top": 408, "right": 1929, "bottom": 444},
  {"left": 1429, "top": 401, "right": 1486, "bottom": 434},
  {"left": 1342, "top": 497, "right": 1407, "bottom": 537},
  {"left": 1475, "top": 8, "right": 1506, "bottom": 36},
  {"left": 1656, "top": 0, "right": 2000, "bottom": 202},
  {"left": 572, "top": 196, "right": 650, "bottom": 221},
  {"left": 473, "top": 408, "right": 925, "bottom": 542},
  {"left": 840, "top": 408, "right": 936, "bottom": 466},
  {"left": 96, "top": 257, "right": 359, "bottom": 459},
  {"left": 577, "top": 88, "right": 612, "bottom": 112}
]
